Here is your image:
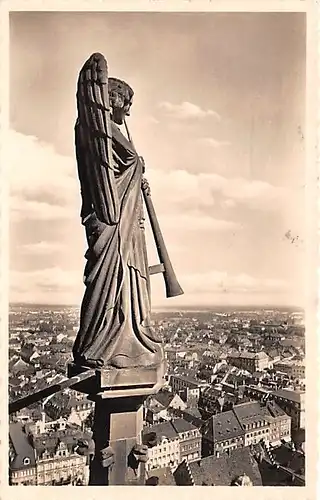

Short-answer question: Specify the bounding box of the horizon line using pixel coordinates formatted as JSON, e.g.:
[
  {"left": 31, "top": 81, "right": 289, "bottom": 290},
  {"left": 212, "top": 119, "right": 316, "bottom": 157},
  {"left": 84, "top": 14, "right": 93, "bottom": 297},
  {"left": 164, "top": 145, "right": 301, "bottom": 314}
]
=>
[{"left": 9, "top": 301, "right": 304, "bottom": 311}]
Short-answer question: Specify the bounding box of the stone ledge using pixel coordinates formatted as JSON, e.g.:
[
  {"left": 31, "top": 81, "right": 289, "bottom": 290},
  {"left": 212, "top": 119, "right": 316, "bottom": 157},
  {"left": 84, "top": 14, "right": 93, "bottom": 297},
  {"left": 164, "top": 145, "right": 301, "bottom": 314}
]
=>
[{"left": 67, "top": 361, "right": 166, "bottom": 398}]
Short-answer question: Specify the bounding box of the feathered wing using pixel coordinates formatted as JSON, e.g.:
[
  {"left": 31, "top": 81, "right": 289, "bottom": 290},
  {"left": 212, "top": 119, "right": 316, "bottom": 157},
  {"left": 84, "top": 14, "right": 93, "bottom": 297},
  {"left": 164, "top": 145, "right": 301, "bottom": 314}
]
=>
[{"left": 76, "top": 52, "right": 120, "bottom": 225}]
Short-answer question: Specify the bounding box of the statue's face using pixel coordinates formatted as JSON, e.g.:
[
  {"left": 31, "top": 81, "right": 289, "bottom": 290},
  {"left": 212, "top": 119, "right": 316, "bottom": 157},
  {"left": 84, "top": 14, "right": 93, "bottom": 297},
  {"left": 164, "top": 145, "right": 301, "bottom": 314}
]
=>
[{"left": 113, "top": 97, "right": 133, "bottom": 125}]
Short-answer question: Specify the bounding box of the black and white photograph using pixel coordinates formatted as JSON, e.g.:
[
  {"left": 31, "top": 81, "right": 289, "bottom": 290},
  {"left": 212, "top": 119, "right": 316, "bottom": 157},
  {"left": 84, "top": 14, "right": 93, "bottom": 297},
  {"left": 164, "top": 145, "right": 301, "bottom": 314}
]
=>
[{"left": 3, "top": 2, "right": 318, "bottom": 492}]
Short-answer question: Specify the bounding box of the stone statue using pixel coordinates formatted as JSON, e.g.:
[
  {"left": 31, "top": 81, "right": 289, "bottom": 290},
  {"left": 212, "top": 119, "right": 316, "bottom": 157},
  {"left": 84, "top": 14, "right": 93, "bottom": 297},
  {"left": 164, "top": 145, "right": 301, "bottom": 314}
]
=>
[{"left": 72, "top": 53, "right": 182, "bottom": 370}]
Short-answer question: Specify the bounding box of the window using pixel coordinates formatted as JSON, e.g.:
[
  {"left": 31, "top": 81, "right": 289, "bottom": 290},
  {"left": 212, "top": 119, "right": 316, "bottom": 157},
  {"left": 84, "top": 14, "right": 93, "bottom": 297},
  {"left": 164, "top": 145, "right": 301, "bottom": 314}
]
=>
[{"left": 23, "top": 457, "right": 30, "bottom": 466}]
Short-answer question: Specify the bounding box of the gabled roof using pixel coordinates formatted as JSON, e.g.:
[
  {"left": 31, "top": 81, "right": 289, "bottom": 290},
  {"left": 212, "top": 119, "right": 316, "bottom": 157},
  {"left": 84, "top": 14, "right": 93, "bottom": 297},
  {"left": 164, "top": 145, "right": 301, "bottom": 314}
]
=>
[
  {"left": 171, "top": 418, "right": 197, "bottom": 434},
  {"left": 153, "top": 391, "right": 175, "bottom": 408},
  {"left": 33, "top": 429, "right": 92, "bottom": 457},
  {"left": 174, "top": 448, "right": 262, "bottom": 486},
  {"left": 143, "top": 421, "right": 178, "bottom": 442},
  {"left": 233, "top": 401, "right": 270, "bottom": 422},
  {"left": 11, "top": 358, "right": 34, "bottom": 373},
  {"left": 9, "top": 422, "right": 36, "bottom": 470},
  {"left": 266, "top": 401, "right": 287, "bottom": 418},
  {"left": 212, "top": 411, "right": 244, "bottom": 442},
  {"left": 203, "top": 410, "right": 244, "bottom": 442},
  {"left": 184, "top": 407, "right": 202, "bottom": 419},
  {"left": 145, "top": 467, "right": 176, "bottom": 486}
]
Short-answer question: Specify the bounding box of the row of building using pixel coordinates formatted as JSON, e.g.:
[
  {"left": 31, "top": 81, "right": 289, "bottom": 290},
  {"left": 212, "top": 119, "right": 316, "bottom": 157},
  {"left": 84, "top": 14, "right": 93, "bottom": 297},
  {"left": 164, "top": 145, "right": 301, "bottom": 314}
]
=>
[{"left": 9, "top": 421, "right": 90, "bottom": 486}]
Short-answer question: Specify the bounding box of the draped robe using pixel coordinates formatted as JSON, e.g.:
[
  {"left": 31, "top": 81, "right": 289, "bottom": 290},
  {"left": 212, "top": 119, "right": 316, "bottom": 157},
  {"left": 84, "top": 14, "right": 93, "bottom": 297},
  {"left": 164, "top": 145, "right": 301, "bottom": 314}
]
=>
[{"left": 72, "top": 120, "right": 163, "bottom": 369}]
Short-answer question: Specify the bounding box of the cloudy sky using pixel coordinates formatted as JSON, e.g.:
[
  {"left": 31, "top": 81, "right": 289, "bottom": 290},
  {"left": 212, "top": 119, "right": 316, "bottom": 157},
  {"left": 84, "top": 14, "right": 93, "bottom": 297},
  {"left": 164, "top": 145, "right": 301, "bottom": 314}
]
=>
[{"left": 9, "top": 11, "right": 306, "bottom": 308}]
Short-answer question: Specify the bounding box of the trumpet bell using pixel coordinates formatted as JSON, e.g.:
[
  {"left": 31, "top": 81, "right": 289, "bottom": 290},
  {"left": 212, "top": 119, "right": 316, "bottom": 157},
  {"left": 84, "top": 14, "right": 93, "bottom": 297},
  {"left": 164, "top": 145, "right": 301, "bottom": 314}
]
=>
[{"left": 149, "top": 264, "right": 184, "bottom": 298}]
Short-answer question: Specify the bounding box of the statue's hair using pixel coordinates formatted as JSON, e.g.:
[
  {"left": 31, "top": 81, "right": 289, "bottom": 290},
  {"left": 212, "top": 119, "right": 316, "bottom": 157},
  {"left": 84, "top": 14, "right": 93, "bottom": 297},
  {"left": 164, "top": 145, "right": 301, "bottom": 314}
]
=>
[{"left": 108, "top": 77, "right": 134, "bottom": 108}]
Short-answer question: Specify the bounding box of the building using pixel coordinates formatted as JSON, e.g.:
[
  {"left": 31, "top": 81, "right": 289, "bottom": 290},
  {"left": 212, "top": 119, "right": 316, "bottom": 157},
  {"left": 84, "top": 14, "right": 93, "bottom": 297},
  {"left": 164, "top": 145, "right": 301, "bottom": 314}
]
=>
[
  {"left": 202, "top": 410, "right": 245, "bottom": 457},
  {"left": 171, "top": 418, "right": 202, "bottom": 463},
  {"left": 145, "top": 391, "right": 187, "bottom": 425},
  {"left": 199, "top": 386, "right": 233, "bottom": 418},
  {"left": 233, "top": 402, "right": 271, "bottom": 446},
  {"left": 173, "top": 447, "right": 262, "bottom": 486},
  {"left": 28, "top": 412, "right": 68, "bottom": 435},
  {"left": 145, "top": 466, "right": 177, "bottom": 485},
  {"left": 263, "top": 329, "right": 285, "bottom": 342},
  {"left": 143, "top": 422, "right": 181, "bottom": 471},
  {"left": 145, "top": 406, "right": 170, "bottom": 426},
  {"left": 266, "top": 402, "right": 292, "bottom": 446},
  {"left": 169, "top": 406, "right": 204, "bottom": 430},
  {"left": 143, "top": 418, "right": 202, "bottom": 472},
  {"left": 9, "top": 422, "right": 37, "bottom": 486},
  {"left": 44, "top": 393, "right": 95, "bottom": 426},
  {"left": 9, "top": 421, "right": 91, "bottom": 486},
  {"left": 34, "top": 435, "right": 89, "bottom": 485},
  {"left": 272, "top": 389, "right": 305, "bottom": 430},
  {"left": 273, "top": 360, "right": 305, "bottom": 381},
  {"left": 169, "top": 374, "right": 201, "bottom": 399},
  {"left": 233, "top": 401, "right": 291, "bottom": 447},
  {"left": 202, "top": 400, "right": 291, "bottom": 457},
  {"left": 227, "top": 352, "right": 269, "bottom": 372}
]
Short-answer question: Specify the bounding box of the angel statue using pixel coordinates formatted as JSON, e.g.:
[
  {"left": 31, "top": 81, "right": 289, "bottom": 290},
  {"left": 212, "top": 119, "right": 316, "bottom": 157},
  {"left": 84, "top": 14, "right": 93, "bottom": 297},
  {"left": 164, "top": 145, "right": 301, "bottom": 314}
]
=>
[{"left": 72, "top": 53, "right": 182, "bottom": 370}]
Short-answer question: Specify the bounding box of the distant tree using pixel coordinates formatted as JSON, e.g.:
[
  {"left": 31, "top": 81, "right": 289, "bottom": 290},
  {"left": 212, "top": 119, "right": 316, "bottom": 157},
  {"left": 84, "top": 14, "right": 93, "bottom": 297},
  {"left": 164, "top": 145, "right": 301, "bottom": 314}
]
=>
[
  {"left": 197, "top": 364, "right": 213, "bottom": 381},
  {"left": 39, "top": 322, "right": 53, "bottom": 333}
]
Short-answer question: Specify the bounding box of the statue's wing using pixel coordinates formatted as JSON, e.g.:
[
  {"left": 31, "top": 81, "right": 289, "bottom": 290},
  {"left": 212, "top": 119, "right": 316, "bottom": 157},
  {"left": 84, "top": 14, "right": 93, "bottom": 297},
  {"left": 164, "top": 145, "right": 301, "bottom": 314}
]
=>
[{"left": 76, "top": 53, "right": 120, "bottom": 225}]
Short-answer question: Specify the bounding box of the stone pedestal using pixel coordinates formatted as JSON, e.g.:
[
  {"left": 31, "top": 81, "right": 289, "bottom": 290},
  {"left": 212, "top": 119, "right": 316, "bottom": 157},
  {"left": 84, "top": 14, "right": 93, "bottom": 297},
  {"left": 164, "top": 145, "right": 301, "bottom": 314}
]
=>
[
  {"left": 68, "top": 362, "right": 166, "bottom": 485},
  {"left": 89, "top": 395, "right": 145, "bottom": 485}
]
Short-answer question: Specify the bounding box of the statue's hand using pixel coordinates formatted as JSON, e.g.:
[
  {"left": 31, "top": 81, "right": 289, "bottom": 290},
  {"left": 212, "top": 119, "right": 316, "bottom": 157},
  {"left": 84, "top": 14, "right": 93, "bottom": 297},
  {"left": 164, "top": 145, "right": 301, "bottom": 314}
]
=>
[
  {"left": 85, "top": 212, "right": 107, "bottom": 242},
  {"left": 141, "top": 177, "right": 151, "bottom": 196}
]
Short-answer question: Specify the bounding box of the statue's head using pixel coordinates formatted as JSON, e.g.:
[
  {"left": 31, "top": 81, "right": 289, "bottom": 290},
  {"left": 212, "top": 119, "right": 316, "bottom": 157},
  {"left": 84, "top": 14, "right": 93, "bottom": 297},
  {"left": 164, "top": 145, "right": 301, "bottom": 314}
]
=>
[{"left": 108, "top": 78, "right": 134, "bottom": 125}]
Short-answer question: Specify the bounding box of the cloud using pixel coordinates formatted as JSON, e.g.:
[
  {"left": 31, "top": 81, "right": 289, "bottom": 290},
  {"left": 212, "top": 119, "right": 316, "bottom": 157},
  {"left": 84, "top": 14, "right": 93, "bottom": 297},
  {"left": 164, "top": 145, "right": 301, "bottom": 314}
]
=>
[
  {"left": 11, "top": 267, "right": 80, "bottom": 291},
  {"left": 217, "top": 177, "right": 285, "bottom": 207},
  {"left": 9, "top": 266, "right": 293, "bottom": 307},
  {"left": 7, "top": 130, "right": 292, "bottom": 306},
  {"left": 159, "top": 211, "right": 239, "bottom": 232},
  {"left": 158, "top": 101, "right": 221, "bottom": 121},
  {"left": 10, "top": 267, "right": 83, "bottom": 304},
  {"left": 197, "top": 137, "right": 231, "bottom": 148},
  {"left": 148, "top": 168, "right": 215, "bottom": 211},
  {"left": 10, "top": 196, "right": 75, "bottom": 222},
  {"left": 7, "top": 130, "right": 79, "bottom": 222},
  {"left": 180, "top": 270, "right": 288, "bottom": 296},
  {"left": 221, "top": 199, "right": 236, "bottom": 209},
  {"left": 21, "top": 241, "right": 65, "bottom": 255},
  {"left": 8, "top": 129, "right": 282, "bottom": 231},
  {"left": 144, "top": 115, "right": 160, "bottom": 125},
  {"left": 148, "top": 168, "right": 286, "bottom": 213}
]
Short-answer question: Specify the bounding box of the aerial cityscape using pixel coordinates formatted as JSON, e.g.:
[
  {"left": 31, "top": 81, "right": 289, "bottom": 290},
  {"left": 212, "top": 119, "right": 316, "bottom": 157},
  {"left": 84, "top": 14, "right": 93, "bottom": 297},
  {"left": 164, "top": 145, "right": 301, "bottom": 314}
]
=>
[{"left": 9, "top": 303, "right": 305, "bottom": 486}]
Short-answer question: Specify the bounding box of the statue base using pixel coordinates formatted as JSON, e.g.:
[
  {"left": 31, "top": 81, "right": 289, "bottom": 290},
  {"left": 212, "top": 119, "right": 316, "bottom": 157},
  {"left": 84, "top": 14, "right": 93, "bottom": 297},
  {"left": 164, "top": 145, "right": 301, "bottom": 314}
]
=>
[{"left": 67, "top": 361, "right": 166, "bottom": 398}]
